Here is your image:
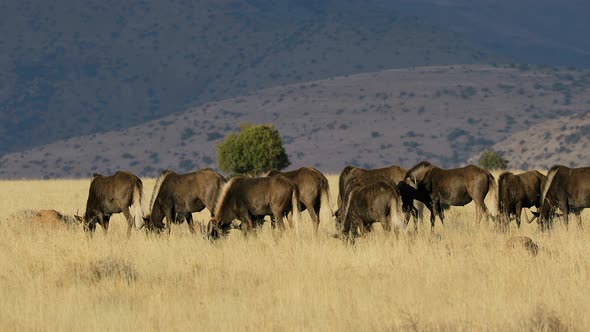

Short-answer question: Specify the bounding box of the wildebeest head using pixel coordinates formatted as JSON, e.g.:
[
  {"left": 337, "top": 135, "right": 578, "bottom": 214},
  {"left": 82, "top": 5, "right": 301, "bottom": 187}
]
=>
[
  {"left": 537, "top": 200, "right": 557, "bottom": 231},
  {"left": 404, "top": 161, "right": 435, "bottom": 187},
  {"left": 75, "top": 214, "right": 97, "bottom": 233},
  {"left": 206, "top": 218, "right": 232, "bottom": 240},
  {"left": 141, "top": 215, "right": 166, "bottom": 233}
]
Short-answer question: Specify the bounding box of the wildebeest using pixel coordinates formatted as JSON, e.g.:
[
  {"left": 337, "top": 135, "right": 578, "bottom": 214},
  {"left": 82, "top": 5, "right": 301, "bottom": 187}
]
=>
[
  {"left": 405, "top": 161, "right": 497, "bottom": 228},
  {"left": 267, "top": 167, "right": 331, "bottom": 234},
  {"left": 537, "top": 165, "right": 590, "bottom": 231},
  {"left": 337, "top": 165, "right": 425, "bottom": 227},
  {"left": 206, "top": 175, "right": 301, "bottom": 239},
  {"left": 338, "top": 165, "right": 406, "bottom": 210},
  {"left": 335, "top": 176, "right": 405, "bottom": 240},
  {"left": 143, "top": 168, "right": 226, "bottom": 235},
  {"left": 497, "top": 170, "right": 545, "bottom": 228},
  {"left": 77, "top": 171, "right": 145, "bottom": 237}
]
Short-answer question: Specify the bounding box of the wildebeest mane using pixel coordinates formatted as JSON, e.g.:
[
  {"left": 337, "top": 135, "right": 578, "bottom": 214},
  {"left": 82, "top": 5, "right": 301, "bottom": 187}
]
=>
[
  {"left": 540, "top": 165, "right": 566, "bottom": 205},
  {"left": 498, "top": 171, "right": 513, "bottom": 183},
  {"left": 405, "top": 161, "right": 434, "bottom": 181},
  {"left": 149, "top": 169, "right": 175, "bottom": 211},
  {"left": 213, "top": 176, "right": 242, "bottom": 218}
]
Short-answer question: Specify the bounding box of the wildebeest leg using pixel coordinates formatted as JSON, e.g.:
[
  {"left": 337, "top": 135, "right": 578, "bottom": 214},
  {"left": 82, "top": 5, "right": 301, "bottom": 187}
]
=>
[
  {"left": 102, "top": 214, "right": 111, "bottom": 234},
  {"left": 474, "top": 203, "right": 482, "bottom": 224},
  {"left": 436, "top": 200, "right": 445, "bottom": 226},
  {"left": 428, "top": 202, "right": 436, "bottom": 230},
  {"left": 96, "top": 214, "right": 108, "bottom": 235},
  {"left": 121, "top": 206, "right": 135, "bottom": 238},
  {"left": 515, "top": 203, "right": 523, "bottom": 228},
  {"left": 241, "top": 213, "right": 255, "bottom": 236},
  {"left": 269, "top": 215, "right": 276, "bottom": 229},
  {"left": 164, "top": 208, "right": 175, "bottom": 235},
  {"left": 574, "top": 210, "right": 583, "bottom": 229},
  {"left": 185, "top": 213, "right": 197, "bottom": 235},
  {"left": 559, "top": 201, "right": 570, "bottom": 230},
  {"left": 271, "top": 210, "right": 286, "bottom": 232},
  {"left": 285, "top": 211, "right": 294, "bottom": 229},
  {"left": 306, "top": 200, "right": 320, "bottom": 235},
  {"left": 410, "top": 205, "right": 419, "bottom": 231}
]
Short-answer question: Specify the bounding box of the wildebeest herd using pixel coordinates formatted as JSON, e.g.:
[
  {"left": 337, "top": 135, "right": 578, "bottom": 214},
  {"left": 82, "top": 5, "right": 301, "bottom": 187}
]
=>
[{"left": 51, "top": 162, "right": 590, "bottom": 240}]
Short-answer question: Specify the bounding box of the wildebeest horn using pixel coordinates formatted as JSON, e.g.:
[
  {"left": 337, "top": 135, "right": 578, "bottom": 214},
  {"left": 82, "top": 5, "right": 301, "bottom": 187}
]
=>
[{"left": 528, "top": 211, "right": 540, "bottom": 223}]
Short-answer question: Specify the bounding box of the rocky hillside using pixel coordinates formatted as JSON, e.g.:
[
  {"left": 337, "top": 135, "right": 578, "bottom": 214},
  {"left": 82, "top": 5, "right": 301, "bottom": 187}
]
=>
[
  {"left": 0, "top": 0, "right": 495, "bottom": 155},
  {"left": 470, "top": 113, "right": 590, "bottom": 171},
  {"left": 1, "top": 64, "right": 589, "bottom": 178}
]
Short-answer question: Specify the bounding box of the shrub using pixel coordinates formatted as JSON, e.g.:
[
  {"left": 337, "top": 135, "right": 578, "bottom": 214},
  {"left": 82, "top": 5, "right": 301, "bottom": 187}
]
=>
[
  {"left": 217, "top": 124, "right": 290, "bottom": 175},
  {"left": 478, "top": 150, "right": 508, "bottom": 170}
]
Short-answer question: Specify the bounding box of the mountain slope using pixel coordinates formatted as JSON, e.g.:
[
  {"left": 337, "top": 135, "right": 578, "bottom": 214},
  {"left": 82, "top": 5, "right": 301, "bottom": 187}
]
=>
[
  {"left": 2, "top": 64, "right": 589, "bottom": 178},
  {"left": 470, "top": 114, "right": 590, "bottom": 170},
  {"left": 0, "top": 0, "right": 495, "bottom": 155},
  {"left": 394, "top": 0, "right": 590, "bottom": 67}
]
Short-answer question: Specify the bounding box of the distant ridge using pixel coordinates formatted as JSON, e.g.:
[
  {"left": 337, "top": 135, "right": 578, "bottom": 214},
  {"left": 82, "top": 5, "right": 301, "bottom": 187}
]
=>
[{"left": 2, "top": 64, "right": 589, "bottom": 178}]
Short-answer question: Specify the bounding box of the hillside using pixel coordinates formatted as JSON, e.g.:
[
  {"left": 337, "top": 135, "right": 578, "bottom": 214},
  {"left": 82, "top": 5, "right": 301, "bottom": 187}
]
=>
[
  {"left": 0, "top": 0, "right": 495, "bottom": 155},
  {"left": 394, "top": 0, "right": 590, "bottom": 67},
  {"left": 470, "top": 113, "right": 590, "bottom": 170},
  {"left": 1, "top": 64, "right": 589, "bottom": 178}
]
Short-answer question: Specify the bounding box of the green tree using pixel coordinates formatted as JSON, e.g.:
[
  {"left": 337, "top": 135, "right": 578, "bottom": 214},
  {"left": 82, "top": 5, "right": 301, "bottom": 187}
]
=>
[
  {"left": 478, "top": 150, "right": 508, "bottom": 170},
  {"left": 217, "top": 124, "right": 290, "bottom": 175}
]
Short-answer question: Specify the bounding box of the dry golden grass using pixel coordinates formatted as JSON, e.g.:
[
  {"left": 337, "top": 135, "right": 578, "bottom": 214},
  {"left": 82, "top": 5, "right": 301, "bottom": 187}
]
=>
[{"left": 0, "top": 175, "right": 589, "bottom": 331}]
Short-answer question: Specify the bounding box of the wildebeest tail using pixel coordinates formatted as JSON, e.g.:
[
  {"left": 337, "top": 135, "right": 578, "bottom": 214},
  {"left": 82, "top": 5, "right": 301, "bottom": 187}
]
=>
[
  {"left": 388, "top": 194, "right": 405, "bottom": 232},
  {"left": 485, "top": 172, "right": 498, "bottom": 216},
  {"left": 292, "top": 187, "right": 302, "bottom": 235},
  {"left": 319, "top": 176, "right": 333, "bottom": 226},
  {"left": 497, "top": 172, "right": 511, "bottom": 215},
  {"left": 130, "top": 181, "right": 145, "bottom": 229}
]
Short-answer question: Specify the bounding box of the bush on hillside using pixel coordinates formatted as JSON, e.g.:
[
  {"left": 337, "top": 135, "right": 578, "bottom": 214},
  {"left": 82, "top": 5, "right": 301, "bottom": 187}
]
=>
[
  {"left": 217, "top": 124, "right": 290, "bottom": 175},
  {"left": 478, "top": 150, "right": 508, "bottom": 170}
]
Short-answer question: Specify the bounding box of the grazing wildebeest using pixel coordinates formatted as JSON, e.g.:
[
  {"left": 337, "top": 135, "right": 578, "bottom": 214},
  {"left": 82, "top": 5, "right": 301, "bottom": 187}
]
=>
[
  {"left": 267, "top": 167, "right": 331, "bottom": 234},
  {"left": 335, "top": 176, "right": 404, "bottom": 240},
  {"left": 143, "top": 168, "right": 226, "bottom": 235},
  {"left": 338, "top": 165, "right": 406, "bottom": 210},
  {"left": 206, "top": 175, "right": 301, "bottom": 240},
  {"left": 537, "top": 165, "right": 590, "bottom": 231},
  {"left": 77, "top": 171, "right": 144, "bottom": 237},
  {"left": 405, "top": 161, "right": 497, "bottom": 228},
  {"left": 497, "top": 170, "right": 545, "bottom": 228},
  {"left": 337, "top": 165, "right": 425, "bottom": 226}
]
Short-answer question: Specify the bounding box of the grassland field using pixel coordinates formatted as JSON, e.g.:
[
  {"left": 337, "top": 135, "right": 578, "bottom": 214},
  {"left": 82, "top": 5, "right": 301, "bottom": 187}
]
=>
[{"left": 0, "top": 174, "right": 588, "bottom": 331}]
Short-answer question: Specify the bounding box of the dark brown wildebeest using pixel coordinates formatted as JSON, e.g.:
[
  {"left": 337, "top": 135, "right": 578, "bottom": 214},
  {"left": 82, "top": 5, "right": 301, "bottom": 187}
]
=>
[
  {"left": 206, "top": 175, "right": 301, "bottom": 239},
  {"left": 335, "top": 176, "right": 404, "bottom": 240},
  {"left": 267, "top": 167, "right": 331, "bottom": 234},
  {"left": 337, "top": 165, "right": 425, "bottom": 227},
  {"left": 405, "top": 161, "right": 497, "bottom": 228},
  {"left": 143, "top": 168, "right": 226, "bottom": 235},
  {"left": 337, "top": 165, "right": 406, "bottom": 210},
  {"left": 537, "top": 165, "right": 590, "bottom": 231},
  {"left": 497, "top": 170, "right": 545, "bottom": 228},
  {"left": 77, "top": 171, "right": 144, "bottom": 237}
]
